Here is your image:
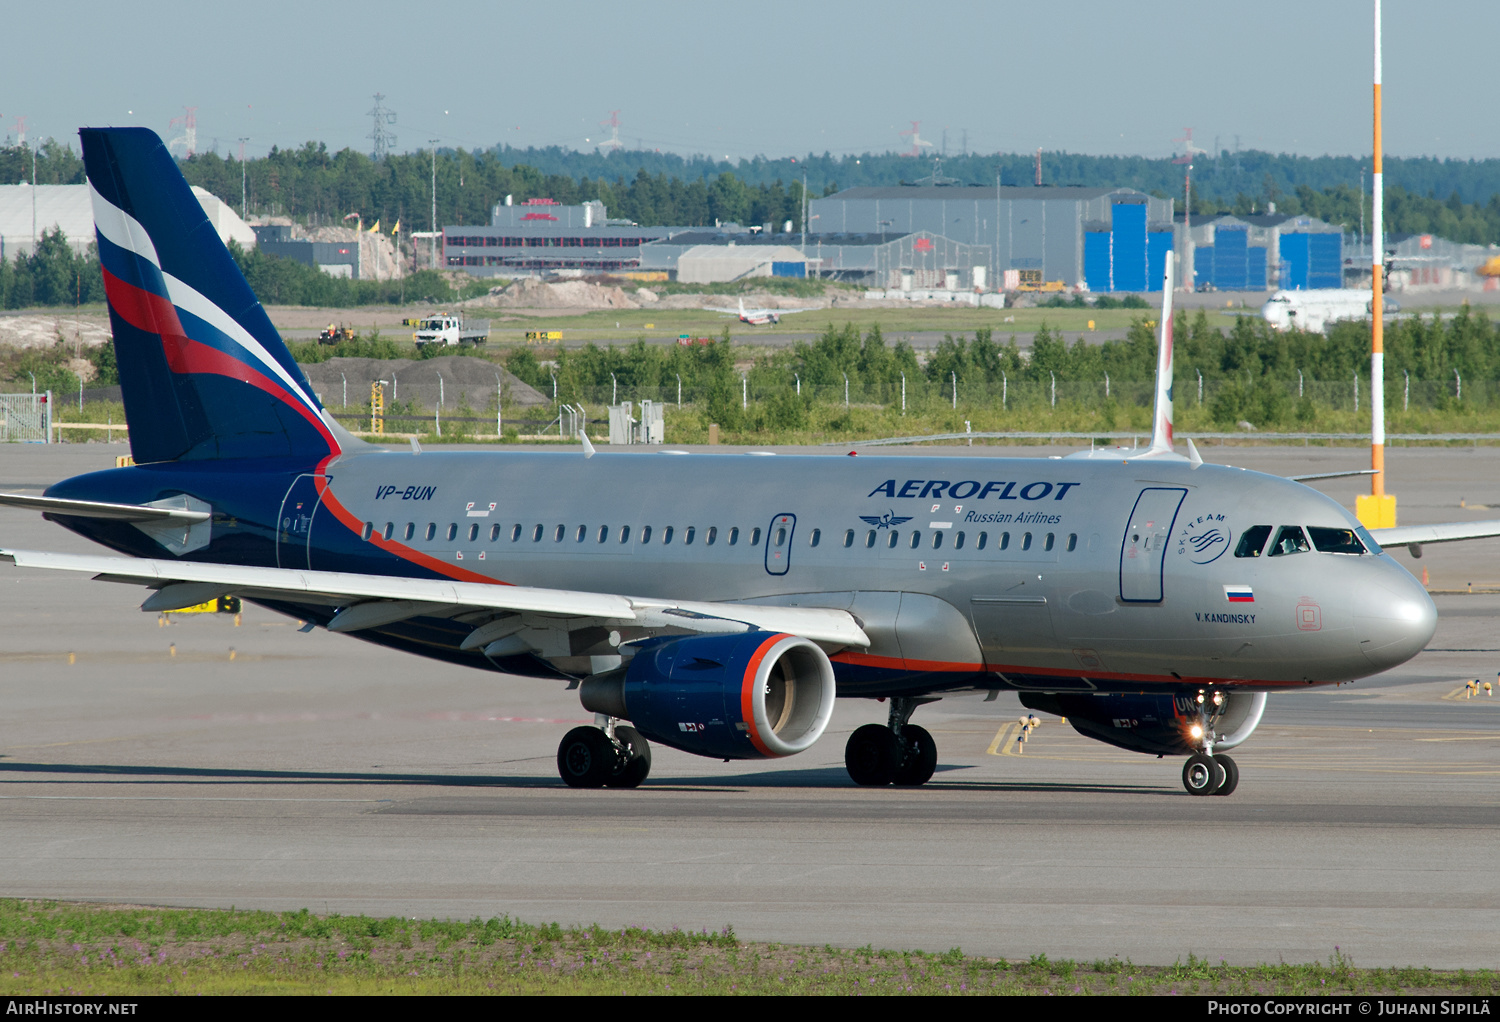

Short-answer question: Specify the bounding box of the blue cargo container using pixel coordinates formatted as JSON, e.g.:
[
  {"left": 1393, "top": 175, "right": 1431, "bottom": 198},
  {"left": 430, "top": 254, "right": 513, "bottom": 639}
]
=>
[
  {"left": 1111, "top": 202, "right": 1147, "bottom": 291},
  {"left": 1247, "top": 246, "right": 1268, "bottom": 290},
  {"left": 771, "top": 261, "right": 806, "bottom": 278},
  {"left": 1084, "top": 231, "right": 1112, "bottom": 292},
  {"left": 1280, "top": 233, "right": 1310, "bottom": 290},
  {"left": 1147, "top": 231, "right": 1173, "bottom": 291},
  {"left": 1194, "top": 246, "right": 1215, "bottom": 289},
  {"left": 1307, "top": 234, "right": 1342, "bottom": 288}
]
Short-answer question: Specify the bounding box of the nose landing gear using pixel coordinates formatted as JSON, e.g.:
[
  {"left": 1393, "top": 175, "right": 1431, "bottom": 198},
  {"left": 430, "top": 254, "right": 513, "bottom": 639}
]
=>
[
  {"left": 557, "top": 716, "right": 652, "bottom": 789},
  {"left": 1181, "top": 688, "right": 1240, "bottom": 796},
  {"left": 844, "top": 696, "right": 940, "bottom": 787}
]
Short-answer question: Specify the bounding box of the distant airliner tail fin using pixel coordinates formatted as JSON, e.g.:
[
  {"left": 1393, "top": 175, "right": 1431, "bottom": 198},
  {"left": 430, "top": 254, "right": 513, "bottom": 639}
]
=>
[
  {"left": 1146, "top": 250, "right": 1176, "bottom": 455},
  {"left": 80, "top": 127, "right": 340, "bottom": 465}
]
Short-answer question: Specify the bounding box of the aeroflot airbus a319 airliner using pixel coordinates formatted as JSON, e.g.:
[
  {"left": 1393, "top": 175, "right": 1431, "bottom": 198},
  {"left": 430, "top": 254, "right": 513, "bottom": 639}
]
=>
[{"left": 0, "top": 128, "right": 1480, "bottom": 796}]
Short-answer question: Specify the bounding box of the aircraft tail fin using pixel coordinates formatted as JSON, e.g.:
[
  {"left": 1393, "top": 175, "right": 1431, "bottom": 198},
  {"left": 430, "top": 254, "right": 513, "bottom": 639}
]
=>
[
  {"left": 1146, "top": 251, "right": 1176, "bottom": 455},
  {"left": 80, "top": 127, "right": 341, "bottom": 465}
]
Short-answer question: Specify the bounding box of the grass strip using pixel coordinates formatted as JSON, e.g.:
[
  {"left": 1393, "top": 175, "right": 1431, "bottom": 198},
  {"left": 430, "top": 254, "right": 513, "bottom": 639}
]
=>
[{"left": 0, "top": 900, "right": 1495, "bottom": 996}]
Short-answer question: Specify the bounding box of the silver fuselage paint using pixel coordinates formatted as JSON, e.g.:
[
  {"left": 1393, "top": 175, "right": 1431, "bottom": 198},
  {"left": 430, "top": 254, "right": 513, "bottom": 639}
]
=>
[{"left": 308, "top": 447, "right": 1435, "bottom": 694}]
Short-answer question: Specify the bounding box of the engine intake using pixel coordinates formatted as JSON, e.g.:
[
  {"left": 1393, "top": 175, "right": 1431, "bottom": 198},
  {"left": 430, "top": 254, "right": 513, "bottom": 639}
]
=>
[{"left": 580, "top": 631, "right": 836, "bottom": 760}]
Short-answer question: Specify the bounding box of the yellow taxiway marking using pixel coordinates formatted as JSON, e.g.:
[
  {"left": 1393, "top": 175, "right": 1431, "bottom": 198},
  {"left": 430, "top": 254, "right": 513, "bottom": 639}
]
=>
[
  {"left": 1442, "top": 683, "right": 1498, "bottom": 702},
  {"left": 1415, "top": 735, "right": 1500, "bottom": 743}
]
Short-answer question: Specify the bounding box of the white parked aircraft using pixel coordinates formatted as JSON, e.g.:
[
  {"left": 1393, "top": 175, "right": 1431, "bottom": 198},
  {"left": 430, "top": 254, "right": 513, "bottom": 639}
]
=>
[{"left": 1261, "top": 289, "right": 1397, "bottom": 333}]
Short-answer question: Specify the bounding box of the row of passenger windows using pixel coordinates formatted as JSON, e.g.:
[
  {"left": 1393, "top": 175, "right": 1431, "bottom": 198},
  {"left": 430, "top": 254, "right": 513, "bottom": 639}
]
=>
[
  {"left": 358, "top": 520, "right": 1079, "bottom": 555},
  {"left": 361, "top": 521, "right": 767, "bottom": 547},
  {"left": 1234, "top": 524, "right": 1370, "bottom": 558},
  {"left": 845, "top": 529, "right": 1078, "bottom": 553}
]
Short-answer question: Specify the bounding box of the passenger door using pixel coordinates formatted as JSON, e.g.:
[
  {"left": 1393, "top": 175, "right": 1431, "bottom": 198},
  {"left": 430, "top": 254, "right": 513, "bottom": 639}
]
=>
[
  {"left": 1119, "top": 487, "right": 1187, "bottom": 603},
  {"left": 764, "top": 513, "right": 796, "bottom": 576}
]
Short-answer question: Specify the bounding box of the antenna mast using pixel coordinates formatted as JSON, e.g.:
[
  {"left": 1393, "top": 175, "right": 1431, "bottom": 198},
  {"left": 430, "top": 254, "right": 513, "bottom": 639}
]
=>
[
  {"left": 899, "top": 122, "right": 933, "bottom": 158},
  {"left": 598, "top": 111, "right": 623, "bottom": 152},
  {"left": 367, "top": 94, "right": 397, "bottom": 160},
  {"left": 167, "top": 107, "right": 197, "bottom": 157}
]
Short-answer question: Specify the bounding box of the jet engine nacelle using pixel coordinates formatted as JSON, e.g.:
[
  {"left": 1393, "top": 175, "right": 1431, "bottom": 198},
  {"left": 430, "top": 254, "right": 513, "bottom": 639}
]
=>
[
  {"left": 580, "top": 631, "right": 837, "bottom": 760},
  {"left": 1020, "top": 690, "right": 1267, "bottom": 757}
]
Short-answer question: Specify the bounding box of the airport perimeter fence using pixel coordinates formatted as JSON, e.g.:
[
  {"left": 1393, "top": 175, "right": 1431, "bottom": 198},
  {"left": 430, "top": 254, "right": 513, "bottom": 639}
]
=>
[{"left": 540, "top": 376, "right": 1500, "bottom": 416}]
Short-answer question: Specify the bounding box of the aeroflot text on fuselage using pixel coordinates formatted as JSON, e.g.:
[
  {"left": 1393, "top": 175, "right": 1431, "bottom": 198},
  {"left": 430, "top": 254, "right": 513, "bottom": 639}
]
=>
[{"left": 866, "top": 480, "right": 1081, "bottom": 501}]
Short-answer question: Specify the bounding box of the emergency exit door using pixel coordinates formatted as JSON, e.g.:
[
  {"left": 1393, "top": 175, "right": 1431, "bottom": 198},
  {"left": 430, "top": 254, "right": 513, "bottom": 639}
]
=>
[{"left": 1119, "top": 487, "right": 1186, "bottom": 603}]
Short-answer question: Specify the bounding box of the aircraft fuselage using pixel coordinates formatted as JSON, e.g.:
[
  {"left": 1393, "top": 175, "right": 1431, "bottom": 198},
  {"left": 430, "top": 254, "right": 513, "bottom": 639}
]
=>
[{"left": 44, "top": 447, "right": 1435, "bottom": 698}]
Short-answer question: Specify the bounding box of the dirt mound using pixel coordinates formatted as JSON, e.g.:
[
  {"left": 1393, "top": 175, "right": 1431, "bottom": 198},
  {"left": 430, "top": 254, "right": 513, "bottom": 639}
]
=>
[
  {"left": 0, "top": 314, "right": 112, "bottom": 351},
  {"left": 298, "top": 356, "right": 549, "bottom": 412},
  {"left": 469, "top": 277, "right": 639, "bottom": 310}
]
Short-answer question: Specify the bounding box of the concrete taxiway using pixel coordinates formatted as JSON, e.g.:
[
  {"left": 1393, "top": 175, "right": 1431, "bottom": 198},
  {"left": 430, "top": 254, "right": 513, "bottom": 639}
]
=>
[{"left": 1, "top": 441, "right": 1497, "bottom": 968}]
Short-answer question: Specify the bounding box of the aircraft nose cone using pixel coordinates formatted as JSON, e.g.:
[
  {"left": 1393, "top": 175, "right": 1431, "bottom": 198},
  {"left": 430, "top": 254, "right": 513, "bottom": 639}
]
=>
[{"left": 1353, "top": 569, "right": 1436, "bottom": 671}]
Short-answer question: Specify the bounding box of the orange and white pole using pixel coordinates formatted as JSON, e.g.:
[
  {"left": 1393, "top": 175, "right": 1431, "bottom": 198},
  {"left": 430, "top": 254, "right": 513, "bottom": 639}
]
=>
[
  {"left": 1371, "top": 0, "right": 1385, "bottom": 499},
  {"left": 1357, "top": 0, "right": 1396, "bottom": 529}
]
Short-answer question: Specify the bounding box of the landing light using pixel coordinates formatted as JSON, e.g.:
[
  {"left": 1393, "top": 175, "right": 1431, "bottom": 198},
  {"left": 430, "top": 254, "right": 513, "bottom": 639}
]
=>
[{"left": 1189, "top": 724, "right": 1204, "bottom": 739}]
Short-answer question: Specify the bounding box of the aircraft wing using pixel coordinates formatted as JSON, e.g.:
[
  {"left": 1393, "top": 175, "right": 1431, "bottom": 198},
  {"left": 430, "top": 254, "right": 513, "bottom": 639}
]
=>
[
  {"left": 0, "top": 549, "right": 870, "bottom": 648},
  {"left": 1370, "top": 521, "right": 1500, "bottom": 551}
]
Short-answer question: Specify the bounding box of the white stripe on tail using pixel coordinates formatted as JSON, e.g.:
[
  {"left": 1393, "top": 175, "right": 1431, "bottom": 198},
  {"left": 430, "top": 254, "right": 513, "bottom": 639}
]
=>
[{"left": 1147, "top": 251, "right": 1175, "bottom": 455}]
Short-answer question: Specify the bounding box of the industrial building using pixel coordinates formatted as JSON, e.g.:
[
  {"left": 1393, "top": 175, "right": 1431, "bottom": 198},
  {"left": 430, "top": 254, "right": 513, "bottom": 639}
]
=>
[
  {"left": 253, "top": 225, "right": 362, "bottom": 279},
  {"left": 443, "top": 198, "right": 685, "bottom": 277},
  {"left": 807, "top": 185, "right": 1174, "bottom": 291},
  {"left": 0, "top": 183, "right": 253, "bottom": 260},
  {"left": 1182, "top": 213, "right": 1344, "bottom": 291}
]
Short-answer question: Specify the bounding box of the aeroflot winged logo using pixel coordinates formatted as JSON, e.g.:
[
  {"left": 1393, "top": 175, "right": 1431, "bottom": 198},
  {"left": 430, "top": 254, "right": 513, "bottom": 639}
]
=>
[{"left": 860, "top": 510, "right": 913, "bottom": 529}]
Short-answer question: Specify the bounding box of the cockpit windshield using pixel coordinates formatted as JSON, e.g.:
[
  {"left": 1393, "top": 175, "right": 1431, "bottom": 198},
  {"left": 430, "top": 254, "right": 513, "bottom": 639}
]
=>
[{"left": 1235, "top": 524, "right": 1371, "bottom": 558}]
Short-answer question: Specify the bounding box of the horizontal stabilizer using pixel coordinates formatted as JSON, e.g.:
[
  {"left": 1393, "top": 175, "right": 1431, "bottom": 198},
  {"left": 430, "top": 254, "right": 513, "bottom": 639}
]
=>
[{"left": 0, "top": 493, "right": 211, "bottom": 523}]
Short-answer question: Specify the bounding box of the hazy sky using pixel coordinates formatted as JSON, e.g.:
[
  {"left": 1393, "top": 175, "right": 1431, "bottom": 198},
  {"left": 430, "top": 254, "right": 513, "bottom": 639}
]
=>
[{"left": 5, "top": 0, "right": 1495, "bottom": 162}]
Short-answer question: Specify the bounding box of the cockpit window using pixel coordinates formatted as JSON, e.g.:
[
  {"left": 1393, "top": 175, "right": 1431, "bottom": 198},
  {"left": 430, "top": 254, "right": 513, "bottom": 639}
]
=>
[
  {"left": 1268, "top": 525, "right": 1310, "bottom": 557},
  {"left": 1234, "top": 525, "right": 1273, "bottom": 558},
  {"left": 1307, "top": 526, "right": 1367, "bottom": 554},
  {"left": 1355, "top": 525, "right": 1381, "bottom": 553}
]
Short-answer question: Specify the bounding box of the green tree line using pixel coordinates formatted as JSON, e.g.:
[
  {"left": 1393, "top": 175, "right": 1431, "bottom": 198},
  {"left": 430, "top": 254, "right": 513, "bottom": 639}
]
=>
[{"left": 10, "top": 135, "right": 1500, "bottom": 241}]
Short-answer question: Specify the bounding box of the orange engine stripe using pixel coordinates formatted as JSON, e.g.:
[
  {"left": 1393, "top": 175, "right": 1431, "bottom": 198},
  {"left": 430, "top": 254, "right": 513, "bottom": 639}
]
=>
[{"left": 740, "top": 633, "right": 789, "bottom": 757}]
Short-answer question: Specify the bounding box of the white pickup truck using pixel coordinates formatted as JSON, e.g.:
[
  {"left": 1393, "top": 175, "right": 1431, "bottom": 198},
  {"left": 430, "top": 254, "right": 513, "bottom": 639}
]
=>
[{"left": 411, "top": 314, "right": 490, "bottom": 349}]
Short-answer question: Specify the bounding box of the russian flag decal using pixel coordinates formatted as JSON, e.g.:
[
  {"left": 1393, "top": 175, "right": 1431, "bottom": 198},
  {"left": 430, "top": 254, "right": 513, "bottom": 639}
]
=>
[{"left": 1224, "top": 584, "right": 1255, "bottom": 603}]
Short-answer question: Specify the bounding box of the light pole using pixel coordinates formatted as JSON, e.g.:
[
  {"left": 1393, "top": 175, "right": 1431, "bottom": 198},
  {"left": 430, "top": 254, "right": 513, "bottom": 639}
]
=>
[
  {"left": 238, "top": 137, "right": 249, "bottom": 220},
  {"left": 429, "top": 139, "right": 440, "bottom": 269},
  {"left": 676, "top": 373, "right": 681, "bottom": 408},
  {"left": 340, "top": 372, "right": 347, "bottom": 409}
]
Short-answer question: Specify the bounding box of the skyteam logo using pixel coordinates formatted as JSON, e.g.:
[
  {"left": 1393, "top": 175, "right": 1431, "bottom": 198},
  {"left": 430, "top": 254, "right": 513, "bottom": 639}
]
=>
[{"left": 1177, "top": 512, "right": 1232, "bottom": 564}]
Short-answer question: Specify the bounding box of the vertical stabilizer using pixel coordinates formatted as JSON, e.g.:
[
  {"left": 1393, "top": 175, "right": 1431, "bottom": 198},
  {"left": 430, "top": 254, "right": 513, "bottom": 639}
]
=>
[
  {"left": 1146, "top": 251, "right": 1176, "bottom": 455},
  {"left": 81, "top": 127, "right": 340, "bottom": 464}
]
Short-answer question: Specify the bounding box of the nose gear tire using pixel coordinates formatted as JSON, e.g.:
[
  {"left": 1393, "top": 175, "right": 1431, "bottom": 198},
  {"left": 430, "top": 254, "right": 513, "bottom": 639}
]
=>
[
  {"left": 1182, "top": 753, "right": 1222, "bottom": 796},
  {"left": 1211, "top": 753, "right": 1238, "bottom": 796}
]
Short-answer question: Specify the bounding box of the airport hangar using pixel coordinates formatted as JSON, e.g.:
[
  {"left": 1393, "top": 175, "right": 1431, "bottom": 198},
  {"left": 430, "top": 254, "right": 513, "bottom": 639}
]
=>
[
  {"left": 439, "top": 185, "right": 1346, "bottom": 292},
  {"left": 442, "top": 187, "right": 1174, "bottom": 291}
]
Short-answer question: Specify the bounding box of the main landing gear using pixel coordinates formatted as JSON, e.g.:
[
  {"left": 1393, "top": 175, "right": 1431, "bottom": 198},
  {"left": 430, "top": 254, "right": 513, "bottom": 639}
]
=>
[
  {"left": 557, "top": 716, "right": 652, "bottom": 789},
  {"left": 1181, "top": 688, "right": 1239, "bottom": 796},
  {"left": 845, "top": 696, "right": 939, "bottom": 787}
]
